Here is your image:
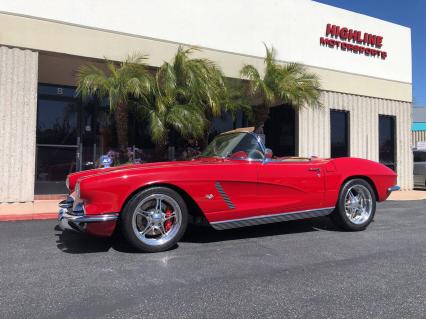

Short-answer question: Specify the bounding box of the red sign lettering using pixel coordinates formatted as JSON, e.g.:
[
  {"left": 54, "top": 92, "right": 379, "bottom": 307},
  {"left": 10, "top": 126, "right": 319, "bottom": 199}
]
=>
[{"left": 321, "top": 23, "right": 387, "bottom": 60}]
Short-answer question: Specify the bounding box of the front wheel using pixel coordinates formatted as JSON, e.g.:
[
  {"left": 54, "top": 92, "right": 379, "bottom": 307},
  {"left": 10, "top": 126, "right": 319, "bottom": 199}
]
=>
[
  {"left": 121, "top": 187, "right": 188, "bottom": 253},
  {"left": 330, "top": 179, "right": 376, "bottom": 231}
]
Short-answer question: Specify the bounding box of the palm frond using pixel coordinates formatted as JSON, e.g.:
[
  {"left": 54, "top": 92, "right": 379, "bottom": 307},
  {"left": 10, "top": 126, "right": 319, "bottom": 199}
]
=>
[
  {"left": 76, "top": 64, "right": 109, "bottom": 100},
  {"left": 240, "top": 64, "right": 262, "bottom": 95},
  {"left": 149, "top": 110, "right": 168, "bottom": 144},
  {"left": 165, "top": 104, "right": 206, "bottom": 140},
  {"left": 277, "top": 62, "right": 322, "bottom": 108},
  {"left": 240, "top": 45, "right": 322, "bottom": 113}
]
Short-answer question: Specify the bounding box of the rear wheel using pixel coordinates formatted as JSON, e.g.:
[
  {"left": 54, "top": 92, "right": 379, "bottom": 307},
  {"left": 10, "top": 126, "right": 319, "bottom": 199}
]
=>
[
  {"left": 121, "top": 187, "right": 188, "bottom": 252},
  {"left": 330, "top": 179, "right": 376, "bottom": 231}
]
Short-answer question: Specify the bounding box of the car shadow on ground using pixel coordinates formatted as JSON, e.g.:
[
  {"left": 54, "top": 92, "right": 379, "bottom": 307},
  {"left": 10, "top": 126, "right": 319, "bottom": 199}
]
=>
[
  {"left": 55, "top": 217, "right": 340, "bottom": 254},
  {"left": 181, "top": 216, "right": 339, "bottom": 243},
  {"left": 54, "top": 225, "right": 141, "bottom": 254}
]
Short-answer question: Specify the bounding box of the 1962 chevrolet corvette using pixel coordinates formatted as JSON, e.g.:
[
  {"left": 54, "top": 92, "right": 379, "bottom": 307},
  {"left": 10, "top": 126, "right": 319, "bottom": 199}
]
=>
[{"left": 59, "top": 128, "right": 400, "bottom": 252}]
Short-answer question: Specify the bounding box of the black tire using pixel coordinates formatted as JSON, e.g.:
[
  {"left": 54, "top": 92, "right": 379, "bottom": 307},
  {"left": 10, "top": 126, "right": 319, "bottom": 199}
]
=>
[
  {"left": 121, "top": 187, "right": 188, "bottom": 253},
  {"left": 330, "top": 178, "right": 376, "bottom": 231}
]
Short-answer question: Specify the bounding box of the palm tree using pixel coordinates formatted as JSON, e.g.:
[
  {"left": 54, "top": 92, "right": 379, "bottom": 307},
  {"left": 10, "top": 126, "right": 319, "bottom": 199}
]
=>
[
  {"left": 138, "top": 46, "right": 248, "bottom": 148},
  {"left": 135, "top": 89, "right": 206, "bottom": 148},
  {"left": 240, "top": 45, "right": 321, "bottom": 132},
  {"left": 77, "top": 53, "right": 152, "bottom": 151}
]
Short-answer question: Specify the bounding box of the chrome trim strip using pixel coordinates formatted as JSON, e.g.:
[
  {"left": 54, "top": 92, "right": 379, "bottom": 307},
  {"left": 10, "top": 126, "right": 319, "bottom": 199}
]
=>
[
  {"left": 250, "top": 132, "right": 266, "bottom": 154},
  {"left": 210, "top": 207, "right": 335, "bottom": 230},
  {"left": 59, "top": 211, "right": 119, "bottom": 223},
  {"left": 58, "top": 196, "right": 73, "bottom": 209},
  {"left": 215, "top": 181, "right": 236, "bottom": 209},
  {"left": 387, "top": 185, "right": 400, "bottom": 192}
]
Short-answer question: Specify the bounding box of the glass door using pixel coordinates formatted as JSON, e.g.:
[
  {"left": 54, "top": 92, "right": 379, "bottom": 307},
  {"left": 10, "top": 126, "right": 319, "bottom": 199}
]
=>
[
  {"left": 80, "top": 96, "right": 114, "bottom": 170},
  {"left": 35, "top": 85, "right": 81, "bottom": 194}
]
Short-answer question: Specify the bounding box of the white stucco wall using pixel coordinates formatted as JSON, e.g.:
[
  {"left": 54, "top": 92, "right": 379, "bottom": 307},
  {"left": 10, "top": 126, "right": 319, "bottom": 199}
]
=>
[
  {"left": 0, "top": 47, "right": 38, "bottom": 202},
  {"left": 298, "top": 91, "right": 413, "bottom": 190},
  {"left": 0, "top": 0, "right": 411, "bottom": 83}
]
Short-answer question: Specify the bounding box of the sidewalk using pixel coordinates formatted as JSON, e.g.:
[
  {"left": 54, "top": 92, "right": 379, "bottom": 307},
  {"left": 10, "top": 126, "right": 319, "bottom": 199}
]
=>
[
  {"left": 387, "top": 190, "right": 426, "bottom": 201},
  {"left": 0, "top": 191, "right": 424, "bottom": 222},
  {"left": 0, "top": 200, "right": 59, "bottom": 221}
]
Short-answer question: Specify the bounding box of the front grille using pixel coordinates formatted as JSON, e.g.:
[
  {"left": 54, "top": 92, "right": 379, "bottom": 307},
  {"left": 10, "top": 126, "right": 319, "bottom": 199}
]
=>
[
  {"left": 72, "top": 202, "right": 85, "bottom": 216},
  {"left": 59, "top": 196, "right": 73, "bottom": 209},
  {"left": 58, "top": 196, "right": 84, "bottom": 216}
]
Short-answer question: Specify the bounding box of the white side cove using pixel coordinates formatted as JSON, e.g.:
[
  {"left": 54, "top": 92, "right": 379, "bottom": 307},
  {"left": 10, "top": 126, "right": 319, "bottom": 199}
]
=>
[
  {"left": 298, "top": 91, "right": 413, "bottom": 190},
  {"left": 0, "top": 47, "right": 38, "bottom": 202},
  {"left": 0, "top": 0, "right": 412, "bottom": 83}
]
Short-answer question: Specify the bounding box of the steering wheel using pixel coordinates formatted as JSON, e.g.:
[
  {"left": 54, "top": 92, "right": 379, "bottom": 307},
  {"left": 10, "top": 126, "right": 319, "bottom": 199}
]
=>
[
  {"left": 247, "top": 149, "right": 264, "bottom": 160},
  {"left": 229, "top": 151, "right": 248, "bottom": 159}
]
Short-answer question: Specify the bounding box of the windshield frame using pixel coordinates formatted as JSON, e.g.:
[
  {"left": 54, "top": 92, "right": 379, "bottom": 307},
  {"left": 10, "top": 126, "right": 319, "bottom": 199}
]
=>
[{"left": 199, "top": 132, "right": 266, "bottom": 162}]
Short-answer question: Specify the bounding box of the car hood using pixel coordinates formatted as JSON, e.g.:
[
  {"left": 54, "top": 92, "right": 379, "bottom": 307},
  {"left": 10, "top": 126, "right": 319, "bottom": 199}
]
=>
[{"left": 67, "top": 157, "right": 224, "bottom": 191}]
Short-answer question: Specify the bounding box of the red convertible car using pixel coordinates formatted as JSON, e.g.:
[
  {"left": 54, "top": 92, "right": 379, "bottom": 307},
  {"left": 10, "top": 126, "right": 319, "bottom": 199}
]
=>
[{"left": 59, "top": 128, "right": 399, "bottom": 252}]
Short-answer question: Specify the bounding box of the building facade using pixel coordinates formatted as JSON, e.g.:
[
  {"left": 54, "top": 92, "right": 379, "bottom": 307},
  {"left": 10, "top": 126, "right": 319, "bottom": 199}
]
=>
[
  {"left": 412, "top": 107, "right": 426, "bottom": 149},
  {"left": 0, "top": 0, "right": 413, "bottom": 202}
]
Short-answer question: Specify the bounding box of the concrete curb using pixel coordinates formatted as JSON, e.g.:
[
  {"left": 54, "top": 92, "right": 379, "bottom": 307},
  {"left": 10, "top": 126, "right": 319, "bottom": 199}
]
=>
[
  {"left": 0, "top": 213, "right": 57, "bottom": 222},
  {"left": 0, "top": 200, "right": 59, "bottom": 221}
]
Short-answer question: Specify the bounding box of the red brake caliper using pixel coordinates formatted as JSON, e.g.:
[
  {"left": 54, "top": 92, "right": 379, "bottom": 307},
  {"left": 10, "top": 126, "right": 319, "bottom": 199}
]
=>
[{"left": 164, "top": 207, "right": 173, "bottom": 232}]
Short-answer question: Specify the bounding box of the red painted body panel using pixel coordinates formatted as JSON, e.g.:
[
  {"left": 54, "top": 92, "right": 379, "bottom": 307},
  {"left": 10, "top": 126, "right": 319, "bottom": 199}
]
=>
[
  {"left": 66, "top": 156, "right": 397, "bottom": 237},
  {"left": 258, "top": 160, "right": 326, "bottom": 214}
]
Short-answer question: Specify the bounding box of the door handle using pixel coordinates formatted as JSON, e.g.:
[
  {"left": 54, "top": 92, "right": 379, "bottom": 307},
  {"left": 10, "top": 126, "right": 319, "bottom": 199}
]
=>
[{"left": 308, "top": 168, "right": 320, "bottom": 172}]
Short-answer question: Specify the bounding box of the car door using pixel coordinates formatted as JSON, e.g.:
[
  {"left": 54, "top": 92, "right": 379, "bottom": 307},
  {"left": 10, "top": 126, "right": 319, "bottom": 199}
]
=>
[
  {"left": 257, "top": 160, "right": 326, "bottom": 215},
  {"left": 205, "top": 160, "right": 261, "bottom": 220}
]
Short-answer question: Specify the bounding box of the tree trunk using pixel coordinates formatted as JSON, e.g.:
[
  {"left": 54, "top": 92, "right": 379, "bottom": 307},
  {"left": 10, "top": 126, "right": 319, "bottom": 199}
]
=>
[
  {"left": 199, "top": 120, "right": 213, "bottom": 150},
  {"left": 154, "top": 143, "right": 168, "bottom": 161},
  {"left": 253, "top": 104, "right": 270, "bottom": 134},
  {"left": 114, "top": 101, "right": 128, "bottom": 151}
]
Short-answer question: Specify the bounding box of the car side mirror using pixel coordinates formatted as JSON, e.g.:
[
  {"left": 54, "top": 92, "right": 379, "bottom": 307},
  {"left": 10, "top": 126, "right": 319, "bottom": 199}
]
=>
[{"left": 265, "top": 148, "right": 273, "bottom": 159}]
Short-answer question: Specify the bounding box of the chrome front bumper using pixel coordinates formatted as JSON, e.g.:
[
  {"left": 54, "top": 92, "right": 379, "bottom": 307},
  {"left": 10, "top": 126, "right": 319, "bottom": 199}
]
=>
[{"left": 58, "top": 196, "right": 119, "bottom": 232}]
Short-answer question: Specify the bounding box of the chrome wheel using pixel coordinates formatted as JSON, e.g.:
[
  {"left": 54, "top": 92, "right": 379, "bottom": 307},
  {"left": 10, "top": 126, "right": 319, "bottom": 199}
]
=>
[
  {"left": 131, "top": 194, "right": 182, "bottom": 247},
  {"left": 344, "top": 184, "right": 373, "bottom": 225}
]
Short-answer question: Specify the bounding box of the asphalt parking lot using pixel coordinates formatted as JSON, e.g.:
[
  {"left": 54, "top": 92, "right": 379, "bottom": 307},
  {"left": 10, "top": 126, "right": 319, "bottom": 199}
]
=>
[{"left": 0, "top": 200, "right": 425, "bottom": 319}]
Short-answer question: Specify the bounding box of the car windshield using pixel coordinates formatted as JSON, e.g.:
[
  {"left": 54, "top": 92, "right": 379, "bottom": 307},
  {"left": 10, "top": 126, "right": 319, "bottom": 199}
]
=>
[
  {"left": 414, "top": 151, "right": 426, "bottom": 162},
  {"left": 199, "top": 132, "right": 264, "bottom": 160}
]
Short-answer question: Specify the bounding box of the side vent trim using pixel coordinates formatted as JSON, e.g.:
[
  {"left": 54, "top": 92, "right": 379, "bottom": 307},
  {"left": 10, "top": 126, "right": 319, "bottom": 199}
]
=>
[{"left": 215, "top": 181, "right": 236, "bottom": 210}]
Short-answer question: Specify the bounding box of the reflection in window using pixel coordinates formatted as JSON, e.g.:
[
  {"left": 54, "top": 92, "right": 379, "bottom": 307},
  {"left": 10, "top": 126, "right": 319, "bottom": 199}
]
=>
[
  {"left": 330, "top": 110, "right": 349, "bottom": 158},
  {"left": 37, "top": 84, "right": 80, "bottom": 145},
  {"left": 210, "top": 111, "right": 248, "bottom": 137},
  {"left": 264, "top": 105, "right": 295, "bottom": 157},
  {"left": 379, "top": 115, "right": 396, "bottom": 171}
]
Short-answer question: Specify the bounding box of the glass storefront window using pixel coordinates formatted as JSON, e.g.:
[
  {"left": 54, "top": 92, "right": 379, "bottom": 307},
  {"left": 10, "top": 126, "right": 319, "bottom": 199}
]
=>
[
  {"left": 35, "top": 84, "right": 116, "bottom": 194},
  {"left": 379, "top": 115, "right": 396, "bottom": 171},
  {"left": 264, "top": 105, "right": 296, "bottom": 157},
  {"left": 330, "top": 110, "right": 349, "bottom": 158},
  {"left": 36, "top": 84, "right": 80, "bottom": 194},
  {"left": 37, "top": 98, "right": 79, "bottom": 145},
  {"left": 35, "top": 146, "right": 77, "bottom": 194}
]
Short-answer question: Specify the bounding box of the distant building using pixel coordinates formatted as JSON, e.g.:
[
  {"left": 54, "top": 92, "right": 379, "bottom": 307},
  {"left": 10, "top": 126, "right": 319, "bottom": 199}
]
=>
[{"left": 412, "top": 107, "right": 426, "bottom": 149}]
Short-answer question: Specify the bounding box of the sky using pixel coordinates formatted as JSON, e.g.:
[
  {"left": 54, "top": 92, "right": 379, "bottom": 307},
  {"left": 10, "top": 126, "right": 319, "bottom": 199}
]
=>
[{"left": 314, "top": 0, "right": 426, "bottom": 107}]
